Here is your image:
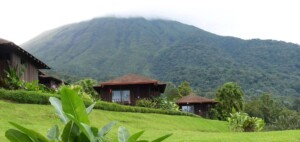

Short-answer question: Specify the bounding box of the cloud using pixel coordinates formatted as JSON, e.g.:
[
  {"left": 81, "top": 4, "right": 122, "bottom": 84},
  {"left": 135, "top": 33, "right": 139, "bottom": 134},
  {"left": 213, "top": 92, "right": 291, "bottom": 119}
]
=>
[{"left": 1, "top": 0, "right": 300, "bottom": 45}]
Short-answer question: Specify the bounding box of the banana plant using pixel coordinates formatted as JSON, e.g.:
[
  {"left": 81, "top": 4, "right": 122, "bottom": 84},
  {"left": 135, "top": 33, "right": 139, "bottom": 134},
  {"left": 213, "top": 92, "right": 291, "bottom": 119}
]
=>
[{"left": 5, "top": 86, "right": 172, "bottom": 142}]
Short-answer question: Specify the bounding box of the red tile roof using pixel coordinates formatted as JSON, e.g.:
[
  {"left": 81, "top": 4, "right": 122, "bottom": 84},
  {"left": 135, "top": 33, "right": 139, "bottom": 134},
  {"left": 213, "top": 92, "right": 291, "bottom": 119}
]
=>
[
  {"left": 98, "top": 74, "right": 163, "bottom": 86},
  {"left": 176, "top": 94, "right": 217, "bottom": 104}
]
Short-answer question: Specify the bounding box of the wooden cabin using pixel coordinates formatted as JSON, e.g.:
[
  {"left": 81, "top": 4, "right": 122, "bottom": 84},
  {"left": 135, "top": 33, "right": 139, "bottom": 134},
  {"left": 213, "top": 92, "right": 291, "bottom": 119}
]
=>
[
  {"left": 38, "top": 71, "right": 66, "bottom": 89},
  {"left": 0, "top": 38, "right": 50, "bottom": 86},
  {"left": 93, "top": 74, "right": 166, "bottom": 105},
  {"left": 176, "top": 94, "right": 217, "bottom": 116}
]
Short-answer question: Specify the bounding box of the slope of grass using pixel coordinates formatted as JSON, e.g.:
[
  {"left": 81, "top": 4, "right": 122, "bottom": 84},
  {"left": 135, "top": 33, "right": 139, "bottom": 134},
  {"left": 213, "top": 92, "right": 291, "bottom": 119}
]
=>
[{"left": 1, "top": 100, "right": 300, "bottom": 141}]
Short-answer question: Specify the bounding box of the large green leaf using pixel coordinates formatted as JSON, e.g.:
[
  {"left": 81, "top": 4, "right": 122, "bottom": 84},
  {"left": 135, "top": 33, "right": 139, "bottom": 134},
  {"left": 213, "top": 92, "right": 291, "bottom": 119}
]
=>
[
  {"left": 49, "top": 97, "right": 69, "bottom": 124},
  {"left": 60, "top": 87, "right": 90, "bottom": 124},
  {"left": 5, "top": 129, "right": 33, "bottom": 142},
  {"left": 118, "top": 126, "right": 130, "bottom": 142},
  {"left": 66, "top": 113, "right": 96, "bottom": 142},
  {"left": 86, "top": 103, "right": 96, "bottom": 115},
  {"left": 47, "top": 125, "right": 59, "bottom": 142},
  {"left": 77, "top": 132, "right": 90, "bottom": 142},
  {"left": 128, "top": 131, "right": 144, "bottom": 142},
  {"left": 80, "top": 123, "right": 96, "bottom": 142},
  {"left": 61, "top": 121, "right": 79, "bottom": 142},
  {"left": 151, "top": 134, "right": 172, "bottom": 142},
  {"left": 98, "top": 121, "right": 116, "bottom": 137},
  {"left": 9, "top": 122, "right": 49, "bottom": 142}
]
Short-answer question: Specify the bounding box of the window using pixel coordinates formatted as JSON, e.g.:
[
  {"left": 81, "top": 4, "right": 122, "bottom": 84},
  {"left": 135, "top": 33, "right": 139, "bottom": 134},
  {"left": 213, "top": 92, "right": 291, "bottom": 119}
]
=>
[
  {"left": 112, "top": 90, "right": 130, "bottom": 103},
  {"left": 182, "top": 105, "right": 194, "bottom": 113}
]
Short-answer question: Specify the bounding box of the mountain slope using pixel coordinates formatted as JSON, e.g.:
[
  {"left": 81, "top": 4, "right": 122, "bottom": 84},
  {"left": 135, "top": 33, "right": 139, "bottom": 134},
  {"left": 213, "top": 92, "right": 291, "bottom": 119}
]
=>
[{"left": 23, "top": 17, "right": 300, "bottom": 97}]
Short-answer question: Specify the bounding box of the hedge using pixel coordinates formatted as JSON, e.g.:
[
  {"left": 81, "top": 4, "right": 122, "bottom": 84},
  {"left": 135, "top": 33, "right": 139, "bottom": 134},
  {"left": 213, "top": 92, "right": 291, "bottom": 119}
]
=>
[
  {"left": 0, "top": 89, "right": 59, "bottom": 104},
  {"left": 0, "top": 89, "right": 197, "bottom": 117},
  {"left": 85, "top": 101, "right": 197, "bottom": 117}
]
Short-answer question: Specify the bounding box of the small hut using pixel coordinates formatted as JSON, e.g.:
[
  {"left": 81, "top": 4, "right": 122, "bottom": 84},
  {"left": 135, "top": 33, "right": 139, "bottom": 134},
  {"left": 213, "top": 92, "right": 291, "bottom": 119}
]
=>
[
  {"left": 93, "top": 74, "right": 166, "bottom": 105},
  {"left": 176, "top": 94, "right": 217, "bottom": 116},
  {"left": 38, "top": 71, "right": 66, "bottom": 89}
]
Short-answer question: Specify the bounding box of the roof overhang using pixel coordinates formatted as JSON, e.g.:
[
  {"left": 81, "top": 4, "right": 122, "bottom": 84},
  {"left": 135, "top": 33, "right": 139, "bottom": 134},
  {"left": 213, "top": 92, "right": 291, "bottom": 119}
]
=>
[{"left": 0, "top": 39, "right": 50, "bottom": 69}]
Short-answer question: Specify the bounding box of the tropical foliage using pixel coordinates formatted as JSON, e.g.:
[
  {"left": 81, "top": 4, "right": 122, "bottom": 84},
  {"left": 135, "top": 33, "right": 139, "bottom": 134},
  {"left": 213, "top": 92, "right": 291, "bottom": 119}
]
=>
[
  {"left": 213, "top": 82, "right": 245, "bottom": 120},
  {"left": 245, "top": 93, "right": 300, "bottom": 130},
  {"left": 177, "top": 81, "right": 192, "bottom": 97},
  {"left": 74, "top": 79, "right": 98, "bottom": 99},
  {"left": 1, "top": 65, "right": 52, "bottom": 93},
  {"left": 24, "top": 17, "right": 300, "bottom": 98},
  {"left": 136, "top": 97, "right": 179, "bottom": 111},
  {"left": 5, "top": 87, "right": 172, "bottom": 142},
  {"left": 2, "top": 64, "right": 26, "bottom": 90},
  {"left": 227, "top": 112, "right": 265, "bottom": 132}
]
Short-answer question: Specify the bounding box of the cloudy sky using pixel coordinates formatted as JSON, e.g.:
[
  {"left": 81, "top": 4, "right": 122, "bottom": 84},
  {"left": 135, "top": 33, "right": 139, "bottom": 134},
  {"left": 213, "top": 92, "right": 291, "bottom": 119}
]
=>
[{"left": 1, "top": 0, "right": 299, "bottom": 45}]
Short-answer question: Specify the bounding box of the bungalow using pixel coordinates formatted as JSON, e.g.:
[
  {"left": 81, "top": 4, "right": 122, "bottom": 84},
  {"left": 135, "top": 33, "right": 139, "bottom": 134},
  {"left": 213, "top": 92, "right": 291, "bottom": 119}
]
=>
[
  {"left": 176, "top": 94, "right": 217, "bottom": 116},
  {"left": 38, "top": 71, "right": 66, "bottom": 89},
  {"left": 93, "top": 74, "right": 166, "bottom": 105},
  {"left": 0, "top": 38, "right": 50, "bottom": 86}
]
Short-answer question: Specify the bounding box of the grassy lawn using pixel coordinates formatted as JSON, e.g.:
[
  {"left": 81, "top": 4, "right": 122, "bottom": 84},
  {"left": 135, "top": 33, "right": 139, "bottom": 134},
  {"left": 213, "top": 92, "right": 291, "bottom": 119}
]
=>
[{"left": 1, "top": 100, "right": 300, "bottom": 141}]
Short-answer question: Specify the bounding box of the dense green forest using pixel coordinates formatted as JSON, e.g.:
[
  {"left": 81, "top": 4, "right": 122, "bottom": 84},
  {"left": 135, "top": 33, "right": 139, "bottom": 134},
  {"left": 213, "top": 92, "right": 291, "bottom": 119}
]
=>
[{"left": 23, "top": 17, "right": 300, "bottom": 97}]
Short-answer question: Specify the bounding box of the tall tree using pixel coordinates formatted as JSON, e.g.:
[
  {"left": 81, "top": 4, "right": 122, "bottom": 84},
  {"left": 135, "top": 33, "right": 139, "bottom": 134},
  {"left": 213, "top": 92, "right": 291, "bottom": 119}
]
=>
[
  {"left": 161, "top": 82, "right": 179, "bottom": 101},
  {"left": 178, "top": 81, "right": 192, "bottom": 97},
  {"left": 215, "top": 82, "right": 245, "bottom": 120},
  {"left": 75, "top": 78, "right": 98, "bottom": 98}
]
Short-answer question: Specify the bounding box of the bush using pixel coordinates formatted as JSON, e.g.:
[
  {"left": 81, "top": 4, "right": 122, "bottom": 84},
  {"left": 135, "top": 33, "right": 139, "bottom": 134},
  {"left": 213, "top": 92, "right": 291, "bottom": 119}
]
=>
[
  {"left": 0, "top": 89, "right": 59, "bottom": 104},
  {"left": 227, "top": 112, "right": 265, "bottom": 132},
  {"left": 136, "top": 97, "right": 179, "bottom": 111},
  {"left": 91, "top": 100, "right": 196, "bottom": 117},
  {"left": 154, "top": 97, "right": 179, "bottom": 111},
  {"left": 57, "top": 85, "right": 94, "bottom": 102},
  {"left": 136, "top": 98, "right": 157, "bottom": 108},
  {"left": 0, "top": 88, "right": 197, "bottom": 117},
  {"left": 267, "top": 109, "right": 300, "bottom": 130},
  {"left": 5, "top": 87, "right": 172, "bottom": 142}
]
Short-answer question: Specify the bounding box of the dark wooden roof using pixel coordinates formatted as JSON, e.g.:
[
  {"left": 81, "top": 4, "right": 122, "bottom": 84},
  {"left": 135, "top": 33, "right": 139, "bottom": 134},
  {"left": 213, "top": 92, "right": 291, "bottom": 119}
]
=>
[
  {"left": 0, "top": 38, "right": 11, "bottom": 44},
  {"left": 98, "top": 74, "right": 163, "bottom": 86},
  {"left": 0, "top": 38, "right": 50, "bottom": 69},
  {"left": 93, "top": 74, "right": 166, "bottom": 93},
  {"left": 38, "top": 71, "right": 65, "bottom": 84},
  {"left": 176, "top": 94, "right": 217, "bottom": 104}
]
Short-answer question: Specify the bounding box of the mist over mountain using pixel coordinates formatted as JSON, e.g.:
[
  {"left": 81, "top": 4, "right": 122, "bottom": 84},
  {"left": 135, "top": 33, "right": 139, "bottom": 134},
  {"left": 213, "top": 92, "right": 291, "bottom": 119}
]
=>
[{"left": 23, "top": 17, "right": 300, "bottom": 97}]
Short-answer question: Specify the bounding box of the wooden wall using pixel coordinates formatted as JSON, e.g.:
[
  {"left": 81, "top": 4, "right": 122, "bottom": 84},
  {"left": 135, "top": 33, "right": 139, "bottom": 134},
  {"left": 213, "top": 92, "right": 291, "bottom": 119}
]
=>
[
  {"left": 0, "top": 59, "right": 9, "bottom": 86},
  {"left": 2, "top": 52, "right": 39, "bottom": 83},
  {"left": 179, "top": 103, "right": 215, "bottom": 116},
  {"left": 98, "top": 84, "right": 161, "bottom": 105}
]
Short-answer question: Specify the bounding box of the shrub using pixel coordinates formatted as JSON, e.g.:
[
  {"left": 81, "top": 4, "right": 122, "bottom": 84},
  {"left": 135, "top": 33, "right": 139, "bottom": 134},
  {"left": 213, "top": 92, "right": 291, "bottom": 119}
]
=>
[
  {"left": 2, "top": 64, "right": 25, "bottom": 90},
  {"left": 136, "top": 98, "right": 157, "bottom": 108},
  {"left": 5, "top": 87, "right": 172, "bottom": 142},
  {"left": 267, "top": 109, "right": 300, "bottom": 130},
  {"left": 91, "top": 100, "right": 196, "bottom": 117},
  {"left": 154, "top": 97, "right": 179, "bottom": 111},
  {"left": 0, "top": 89, "right": 59, "bottom": 104},
  {"left": 0, "top": 89, "right": 196, "bottom": 117},
  {"left": 136, "top": 97, "right": 179, "bottom": 111},
  {"left": 57, "top": 85, "right": 94, "bottom": 102},
  {"left": 74, "top": 78, "right": 98, "bottom": 99},
  {"left": 227, "top": 112, "right": 265, "bottom": 132}
]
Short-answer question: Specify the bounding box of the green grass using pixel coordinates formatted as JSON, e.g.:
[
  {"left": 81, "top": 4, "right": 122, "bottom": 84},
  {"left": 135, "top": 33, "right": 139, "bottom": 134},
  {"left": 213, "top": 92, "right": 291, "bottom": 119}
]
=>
[{"left": 1, "top": 100, "right": 300, "bottom": 141}]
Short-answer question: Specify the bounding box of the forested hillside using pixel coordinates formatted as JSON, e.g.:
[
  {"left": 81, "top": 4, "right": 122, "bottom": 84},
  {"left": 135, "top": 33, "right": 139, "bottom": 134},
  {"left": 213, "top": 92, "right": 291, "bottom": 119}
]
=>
[{"left": 23, "top": 17, "right": 300, "bottom": 97}]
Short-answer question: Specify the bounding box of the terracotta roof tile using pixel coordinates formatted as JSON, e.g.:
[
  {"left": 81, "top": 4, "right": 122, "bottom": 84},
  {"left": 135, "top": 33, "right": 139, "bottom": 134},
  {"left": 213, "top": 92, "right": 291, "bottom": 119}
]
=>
[
  {"left": 176, "top": 94, "right": 217, "bottom": 104},
  {"left": 99, "top": 74, "right": 161, "bottom": 86}
]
